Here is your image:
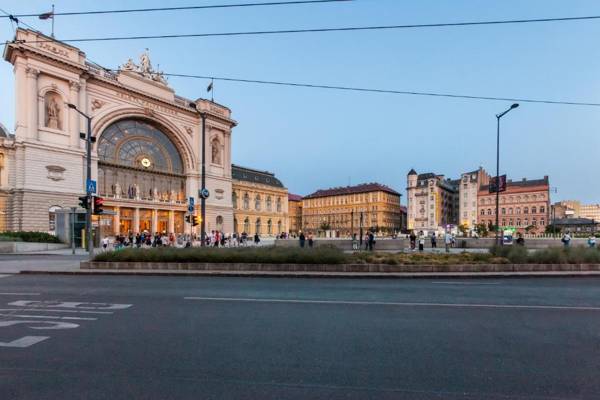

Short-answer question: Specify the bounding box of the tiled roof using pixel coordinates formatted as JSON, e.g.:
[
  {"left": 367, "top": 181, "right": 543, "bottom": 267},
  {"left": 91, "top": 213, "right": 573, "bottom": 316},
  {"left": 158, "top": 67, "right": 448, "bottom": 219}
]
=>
[
  {"left": 417, "top": 173, "right": 436, "bottom": 180},
  {"left": 408, "top": 168, "right": 417, "bottom": 176},
  {"left": 231, "top": 164, "right": 284, "bottom": 188},
  {"left": 554, "top": 218, "right": 599, "bottom": 225},
  {"left": 0, "top": 122, "right": 10, "bottom": 138},
  {"left": 304, "top": 183, "right": 400, "bottom": 199},
  {"left": 288, "top": 193, "right": 303, "bottom": 202}
]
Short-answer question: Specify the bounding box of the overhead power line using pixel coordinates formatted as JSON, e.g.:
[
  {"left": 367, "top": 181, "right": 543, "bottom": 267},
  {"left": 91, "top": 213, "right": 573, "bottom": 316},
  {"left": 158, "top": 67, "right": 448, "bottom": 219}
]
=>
[
  {"left": 13, "top": 14, "right": 600, "bottom": 45},
  {"left": 0, "top": 0, "right": 354, "bottom": 18},
  {"left": 153, "top": 72, "right": 600, "bottom": 107}
]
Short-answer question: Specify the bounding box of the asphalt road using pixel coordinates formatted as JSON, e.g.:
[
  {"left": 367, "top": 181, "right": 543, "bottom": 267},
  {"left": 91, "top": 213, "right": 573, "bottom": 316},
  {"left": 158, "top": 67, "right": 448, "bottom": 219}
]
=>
[{"left": 1, "top": 275, "right": 600, "bottom": 399}]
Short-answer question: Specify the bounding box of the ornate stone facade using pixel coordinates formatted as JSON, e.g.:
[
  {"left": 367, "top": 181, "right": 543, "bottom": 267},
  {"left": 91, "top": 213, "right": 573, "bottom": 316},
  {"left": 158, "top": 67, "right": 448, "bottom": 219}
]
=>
[
  {"left": 288, "top": 194, "right": 303, "bottom": 235},
  {"left": 302, "top": 183, "right": 402, "bottom": 237},
  {"left": 2, "top": 28, "right": 237, "bottom": 236},
  {"left": 231, "top": 165, "right": 288, "bottom": 236}
]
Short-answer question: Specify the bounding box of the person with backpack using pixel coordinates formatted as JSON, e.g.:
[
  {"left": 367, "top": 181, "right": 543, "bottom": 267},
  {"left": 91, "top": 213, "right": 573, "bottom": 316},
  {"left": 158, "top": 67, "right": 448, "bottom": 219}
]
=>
[{"left": 561, "top": 231, "right": 571, "bottom": 248}]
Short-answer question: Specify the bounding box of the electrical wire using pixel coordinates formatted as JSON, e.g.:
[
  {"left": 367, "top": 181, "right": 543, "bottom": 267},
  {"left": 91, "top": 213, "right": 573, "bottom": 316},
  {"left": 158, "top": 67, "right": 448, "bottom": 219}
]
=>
[
  {"left": 154, "top": 72, "right": 600, "bottom": 107},
  {"left": 13, "top": 14, "right": 600, "bottom": 45},
  {"left": 0, "top": 0, "right": 354, "bottom": 18}
]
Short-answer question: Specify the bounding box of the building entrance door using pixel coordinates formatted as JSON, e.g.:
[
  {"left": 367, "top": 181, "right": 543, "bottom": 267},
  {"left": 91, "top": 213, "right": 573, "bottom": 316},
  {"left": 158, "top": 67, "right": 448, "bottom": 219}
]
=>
[{"left": 139, "top": 209, "right": 152, "bottom": 233}]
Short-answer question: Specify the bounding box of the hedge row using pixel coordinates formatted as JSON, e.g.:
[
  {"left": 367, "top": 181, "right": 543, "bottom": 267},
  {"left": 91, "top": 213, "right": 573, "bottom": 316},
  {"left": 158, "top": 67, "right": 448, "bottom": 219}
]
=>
[{"left": 0, "top": 231, "right": 62, "bottom": 243}]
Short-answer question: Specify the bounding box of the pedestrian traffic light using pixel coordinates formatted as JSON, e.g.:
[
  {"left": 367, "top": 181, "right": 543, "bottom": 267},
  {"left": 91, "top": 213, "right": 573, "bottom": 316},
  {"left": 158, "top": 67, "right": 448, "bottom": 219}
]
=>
[
  {"left": 193, "top": 216, "right": 201, "bottom": 226},
  {"left": 185, "top": 215, "right": 192, "bottom": 223},
  {"left": 78, "top": 195, "right": 89, "bottom": 209},
  {"left": 92, "top": 196, "right": 104, "bottom": 215}
]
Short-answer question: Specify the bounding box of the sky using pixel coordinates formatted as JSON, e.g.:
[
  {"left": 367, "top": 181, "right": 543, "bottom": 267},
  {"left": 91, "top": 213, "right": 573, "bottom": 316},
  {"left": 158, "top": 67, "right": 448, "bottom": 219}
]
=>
[{"left": 1, "top": 0, "right": 599, "bottom": 203}]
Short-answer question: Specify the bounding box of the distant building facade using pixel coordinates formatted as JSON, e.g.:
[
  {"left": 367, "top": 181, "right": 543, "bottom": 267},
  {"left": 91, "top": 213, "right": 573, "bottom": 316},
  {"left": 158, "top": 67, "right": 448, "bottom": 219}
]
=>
[
  {"left": 406, "top": 169, "right": 459, "bottom": 232},
  {"left": 0, "top": 124, "right": 14, "bottom": 232},
  {"left": 458, "top": 167, "right": 490, "bottom": 230},
  {"left": 478, "top": 176, "right": 550, "bottom": 234},
  {"left": 302, "top": 183, "right": 402, "bottom": 237},
  {"left": 288, "top": 194, "right": 303, "bottom": 235},
  {"left": 231, "top": 165, "right": 288, "bottom": 236},
  {"left": 552, "top": 218, "right": 599, "bottom": 234}
]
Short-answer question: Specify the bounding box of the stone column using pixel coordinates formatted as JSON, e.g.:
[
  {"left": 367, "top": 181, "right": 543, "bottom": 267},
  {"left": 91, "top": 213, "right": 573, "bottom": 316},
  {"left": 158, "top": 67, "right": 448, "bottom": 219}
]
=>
[
  {"left": 78, "top": 78, "right": 87, "bottom": 150},
  {"left": 168, "top": 210, "right": 175, "bottom": 234},
  {"left": 113, "top": 206, "right": 120, "bottom": 235},
  {"left": 133, "top": 208, "right": 140, "bottom": 234},
  {"left": 14, "top": 61, "right": 28, "bottom": 138},
  {"left": 26, "top": 67, "right": 39, "bottom": 140},
  {"left": 69, "top": 81, "right": 80, "bottom": 148},
  {"left": 151, "top": 209, "right": 158, "bottom": 234}
]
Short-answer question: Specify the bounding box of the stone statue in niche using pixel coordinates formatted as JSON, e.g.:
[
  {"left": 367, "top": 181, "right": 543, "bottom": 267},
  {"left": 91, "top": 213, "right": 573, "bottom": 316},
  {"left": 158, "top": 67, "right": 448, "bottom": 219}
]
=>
[
  {"left": 211, "top": 140, "right": 221, "bottom": 165},
  {"left": 45, "top": 94, "right": 62, "bottom": 130}
]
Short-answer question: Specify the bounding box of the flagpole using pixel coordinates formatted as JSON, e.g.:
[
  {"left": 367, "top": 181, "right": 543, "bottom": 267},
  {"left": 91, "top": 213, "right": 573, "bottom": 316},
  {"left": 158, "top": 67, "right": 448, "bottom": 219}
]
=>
[{"left": 51, "top": 4, "right": 55, "bottom": 38}]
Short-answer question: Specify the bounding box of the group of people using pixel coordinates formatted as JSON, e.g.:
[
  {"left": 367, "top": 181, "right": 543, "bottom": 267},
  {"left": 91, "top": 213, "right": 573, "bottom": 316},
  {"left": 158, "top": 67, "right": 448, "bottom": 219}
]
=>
[
  {"left": 560, "top": 231, "right": 597, "bottom": 248},
  {"left": 409, "top": 231, "right": 455, "bottom": 253},
  {"left": 101, "top": 230, "right": 266, "bottom": 250}
]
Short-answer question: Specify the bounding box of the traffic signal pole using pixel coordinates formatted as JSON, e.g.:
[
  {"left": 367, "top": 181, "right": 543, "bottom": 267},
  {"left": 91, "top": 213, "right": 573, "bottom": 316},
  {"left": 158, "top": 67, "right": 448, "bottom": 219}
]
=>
[
  {"left": 200, "top": 112, "right": 207, "bottom": 247},
  {"left": 85, "top": 116, "right": 93, "bottom": 258}
]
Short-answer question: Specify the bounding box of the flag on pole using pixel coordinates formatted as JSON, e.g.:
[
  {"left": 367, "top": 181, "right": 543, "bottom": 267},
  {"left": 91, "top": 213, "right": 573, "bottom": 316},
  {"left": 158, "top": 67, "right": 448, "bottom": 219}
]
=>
[
  {"left": 39, "top": 11, "right": 54, "bottom": 20},
  {"left": 207, "top": 80, "right": 213, "bottom": 92}
]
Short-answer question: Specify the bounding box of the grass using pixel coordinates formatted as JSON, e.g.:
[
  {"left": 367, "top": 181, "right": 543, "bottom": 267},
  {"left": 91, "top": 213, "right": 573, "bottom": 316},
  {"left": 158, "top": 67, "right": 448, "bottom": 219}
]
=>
[
  {"left": 94, "top": 245, "right": 350, "bottom": 264},
  {"left": 93, "top": 245, "right": 600, "bottom": 265},
  {"left": 0, "top": 231, "right": 62, "bottom": 243}
]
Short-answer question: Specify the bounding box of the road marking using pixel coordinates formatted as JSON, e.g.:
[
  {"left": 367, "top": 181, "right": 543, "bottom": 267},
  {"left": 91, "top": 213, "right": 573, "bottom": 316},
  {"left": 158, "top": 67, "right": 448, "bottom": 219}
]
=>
[
  {"left": 0, "top": 336, "right": 49, "bottom": 348},
  {"left": 0, "top": 275, "right": 11, "bottom": 279},
  {"left": 431, "top": 281, "right": 501, "bottom": 285},
  {"left": 0, "top": 308, "right": 112, "bottom": 315},
  {"left": 0, "top": 320, "right": 79, "bottom": 329},
  {"left": 8, "top": 300, "right": 132, "bottom": 310},
  {"left": 0, "top": 293, "right": 40, "bottom": 296},
  {"left": 184, "top": 297, "right": 600, "bottom": 311},
  {"left": 0, "top": 313, "right": 96, "bottom": 321}
]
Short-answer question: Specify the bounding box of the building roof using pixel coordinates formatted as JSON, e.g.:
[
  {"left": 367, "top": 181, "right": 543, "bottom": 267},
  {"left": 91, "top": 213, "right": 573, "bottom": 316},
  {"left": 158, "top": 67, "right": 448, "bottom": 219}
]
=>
[
  {"left": 304, "top": 183, "right": 400, "bottom": 199},
  {"left": 480, "top": 176, "right": 549, "bottom": 192},
  {"left": 231, "top": 164, "right": 285, "bottom": 188},
  {"left": 0, "top": 122, "right": 10, "bottom": 138},
  {"left": 554, "top": 218, "right": 599, "bottom": 226},
  {"left": 288, "top": 193, "right": 303, "bottom": 202},
  {"left": 417, "top": 173, "right": 436, "bottom": 180},
  {"left": 408, "top": 168, "right": 417, "bottom": 176}
]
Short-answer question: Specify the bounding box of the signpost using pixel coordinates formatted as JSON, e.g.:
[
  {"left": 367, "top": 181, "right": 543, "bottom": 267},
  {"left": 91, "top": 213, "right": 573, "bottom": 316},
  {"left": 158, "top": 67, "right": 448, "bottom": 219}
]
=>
[{"left": 86, "top": 179, "right": 97, "bottom": 194}]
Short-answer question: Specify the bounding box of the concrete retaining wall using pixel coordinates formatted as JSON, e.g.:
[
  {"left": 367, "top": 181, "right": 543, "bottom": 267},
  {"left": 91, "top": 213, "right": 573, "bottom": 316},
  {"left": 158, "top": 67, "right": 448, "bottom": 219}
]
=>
[
  {"left": 274, "top": 238, "right": 590, "bottom": 250},
  {"left": 0, "top": 242, "right": 68, "bottom": 253},
  {"left": 81, "top": 261, "right": 600, "bottom": 273}
]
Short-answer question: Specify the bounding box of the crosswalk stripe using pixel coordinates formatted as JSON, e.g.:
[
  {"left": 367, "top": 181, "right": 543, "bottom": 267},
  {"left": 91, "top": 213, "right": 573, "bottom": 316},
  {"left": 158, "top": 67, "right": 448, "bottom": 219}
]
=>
[{"left": 0, "top": 275, "right": 11, "bottom": 279}]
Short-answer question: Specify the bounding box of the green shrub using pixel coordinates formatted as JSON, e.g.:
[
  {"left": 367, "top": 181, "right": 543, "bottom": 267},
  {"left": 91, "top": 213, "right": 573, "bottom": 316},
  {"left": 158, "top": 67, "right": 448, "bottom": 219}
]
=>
[
  {"left": 94, "top": 245, "right": 349, "bottom": 264},
  {"left": 0, "top": 231, "right": 62, "bottom": 243},
  {"left": 489, "top": 245, "right": 600, "bottom": 264}
]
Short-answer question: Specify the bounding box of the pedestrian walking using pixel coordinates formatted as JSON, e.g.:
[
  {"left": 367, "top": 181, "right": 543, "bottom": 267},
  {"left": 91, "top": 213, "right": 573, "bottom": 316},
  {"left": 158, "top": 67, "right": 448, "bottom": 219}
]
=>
[
  {"left": 368, "top": 231, "right": 375, "bottom": 251},
  {"left": 444, "top": 231, "right": 452, "bottom": 253},
  {"left": 308, "top": 233, "right": 314, "bottom": 248},
  {"left": 588, "top": 235, "right": 596, "bottom": 248},
  {"left": 430, "top": 233, "right": 437, "bottom": 249},
  {"left": 299, "top": 232, "right": 306, "bottom": 248},
  {"left": 254, "top": 233, "right": 260, "bottom": 246},
  {"left": 561, "top": 232, "right": 571, "bottom": 248}
]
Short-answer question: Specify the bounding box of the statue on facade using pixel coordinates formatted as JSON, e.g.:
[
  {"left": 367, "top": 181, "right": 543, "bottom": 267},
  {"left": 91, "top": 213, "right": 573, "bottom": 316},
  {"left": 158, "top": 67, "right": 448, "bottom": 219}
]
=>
[
  {"left": 46, "top": 96, "right": 61, "bottom": 130},
  {"left": 140, "top": 49, "right": 152, "bottom": 75},
  {"left": 114, "top": 182, "right": 122, "bottom": 199},
  {"left": 212, "top": 141, "right": 221, "bottom": 164},
  {"left": 119, "top": 50, "right": 168, "bottom": 85},
  {"left": 122, "top": 58, "right": 137, "bottom": 71}
]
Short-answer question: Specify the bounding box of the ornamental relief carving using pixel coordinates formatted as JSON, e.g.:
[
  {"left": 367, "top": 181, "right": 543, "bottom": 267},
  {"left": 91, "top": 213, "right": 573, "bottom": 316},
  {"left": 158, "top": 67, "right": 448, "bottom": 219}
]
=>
[
  {"left": 46, "top": 165, "right": 65, "bottom": 181},
  {"left": 91, "top": 99, "right": 106, "bottom": 111},
  {"left": 44, "top": 92, "right": 63, "bottom": 130}
]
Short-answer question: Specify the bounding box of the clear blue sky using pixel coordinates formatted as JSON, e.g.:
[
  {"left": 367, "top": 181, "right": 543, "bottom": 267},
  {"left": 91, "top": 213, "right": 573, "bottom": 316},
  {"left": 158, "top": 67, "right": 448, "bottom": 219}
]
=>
[{"left": 1, "top": 0, "right": 599, "bottom": 203}]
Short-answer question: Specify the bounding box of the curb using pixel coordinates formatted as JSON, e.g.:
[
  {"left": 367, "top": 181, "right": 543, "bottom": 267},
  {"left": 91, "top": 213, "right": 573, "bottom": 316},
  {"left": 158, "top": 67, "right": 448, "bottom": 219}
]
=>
[{"left": 18, "top": 270, "right": 600, "bottom": 279}]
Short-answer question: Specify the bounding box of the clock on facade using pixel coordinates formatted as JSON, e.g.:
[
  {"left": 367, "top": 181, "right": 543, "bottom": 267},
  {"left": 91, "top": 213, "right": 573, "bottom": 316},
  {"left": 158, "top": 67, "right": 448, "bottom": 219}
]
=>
[{"left": 140, "top": 158, "right": 152, "bottom": 168}]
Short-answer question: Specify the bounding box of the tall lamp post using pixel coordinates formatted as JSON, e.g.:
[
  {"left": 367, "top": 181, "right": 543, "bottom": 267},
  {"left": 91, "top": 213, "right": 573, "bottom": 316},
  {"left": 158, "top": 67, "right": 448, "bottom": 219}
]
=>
[
  {"left": 67, "top": 103, "right": 94, "bottom": 257},
  {"left": 190, "top": 102, "right": 208, "bottom": 246},
  {"left": 495, "top": 103, "right": 519, "bottom": 246}
]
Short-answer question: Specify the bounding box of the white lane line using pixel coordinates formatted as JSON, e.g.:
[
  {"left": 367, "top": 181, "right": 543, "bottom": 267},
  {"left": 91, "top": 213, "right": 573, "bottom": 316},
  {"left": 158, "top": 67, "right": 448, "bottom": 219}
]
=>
[
  {"left": 0, "top": 336, "right": 49, "bottom": 348},
  {"left": 0, "top": 275, "right": 11, "bottom": 279},
  {"left": 0, "top": 313, "right": 96, "bottom": 321},
  {"left": 0, "top": 293, "right": 40, "bottom": 296},
  {"left": 0, "top": 308, "right": 112, "bottom": 315},
  {"left": 431, "top": 281, "right": 501, "bottom": 285},
  {"left": 184, "top": 297, "right": 600, "bottom": 311}
]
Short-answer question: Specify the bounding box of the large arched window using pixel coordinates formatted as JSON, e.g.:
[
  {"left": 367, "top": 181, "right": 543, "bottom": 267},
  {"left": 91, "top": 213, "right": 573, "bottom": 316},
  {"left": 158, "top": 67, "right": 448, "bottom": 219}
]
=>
[
  {"left": 243, "top": 193, "right": 250, "bottom": 210},
  {"left": 232, "top": 192, "right": 238, "bottom": 209},
  {"left": 266, "top": 196, "right": 272, "bottom": 211},
  {"left": 98, "top": 119, "right": 183, "bottom": 174},
  {"left": 243, "top": 218, "right": 250, "bottom": 233},
  {"left": 276, "top": 198, "right": 282, "bottom": 212},
  {"left": 255, "top": 218, "right": 261, "bottom": 234},
  {"left": 255, "top": 195, "right": 261, "bottom": 211}
]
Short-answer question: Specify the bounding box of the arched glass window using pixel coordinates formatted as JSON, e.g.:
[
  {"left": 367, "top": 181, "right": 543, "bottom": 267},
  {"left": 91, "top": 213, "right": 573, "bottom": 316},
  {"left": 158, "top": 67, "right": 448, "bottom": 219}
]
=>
[
  {"left": 243, "top": 218, "right": 250, "bottom": 233},
  {"left": 540, "top": 206, "right": 545, "bottom": 213},
  {"left": 255, "top": 195, "right": 261, "bottom": 211},
  {"left": 267, "top": 219, "right": 272, "bottom": 234},
  {"left": 516, "top": 207, "right": 521, "bottom": 214},
  {"left": 255, "top": 218, "right": 261, "bottom": 234},
  {"left": 524, "top": 207, "right": 529, "bottom": 214},
  {"left": 277, "top": 220, "right": 282, "bottom": 233},
  {"left": 232, "top": 192, "right": 237, "bottom": 209},
  {"left": 276, "top": 198, "right": 282, "bottom": 212},
  {"left": 266, "top": 196, "right": 272, "bottom": 211},
  {"left": 98, "top": 119, "right": 183, "bottom": 174},
  {"left": 243, "top": 193, "right": 249, "bottom": 210},
  {"left": 531, "top": 206, "right": 536, "bottom": 214}
]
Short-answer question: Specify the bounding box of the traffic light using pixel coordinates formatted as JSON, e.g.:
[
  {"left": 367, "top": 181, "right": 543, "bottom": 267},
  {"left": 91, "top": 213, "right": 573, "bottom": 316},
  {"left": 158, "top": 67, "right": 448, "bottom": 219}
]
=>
[
  {"left": 92, "top": 196, "right": 104, "bottom": 215},
  {"left": 78, "top": 195, "right": 89, "bottom": 209},
  {"left": 193, "top": 216, "right": 201, "bottom": 226},
  {"left": 185, "top": 215, "right": 191, "bottom": 224}
]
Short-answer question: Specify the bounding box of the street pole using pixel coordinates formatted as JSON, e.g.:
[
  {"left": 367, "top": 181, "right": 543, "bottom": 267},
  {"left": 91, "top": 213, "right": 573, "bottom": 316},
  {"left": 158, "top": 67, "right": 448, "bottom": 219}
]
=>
[
  {"left": 86, "top": 115, "right": 93, "bottom": 258},
  {"left": 494, "top": 103, "right": 519, "bottom": 247},
  {"left": 71, "top": 207, "right": 76, "bottom": 255},
  {"left": 359, "top": 211, "right": 363, "bottom": 249},
  {"left": 200, "top": 112, "right": 207, "bottom": 247}
]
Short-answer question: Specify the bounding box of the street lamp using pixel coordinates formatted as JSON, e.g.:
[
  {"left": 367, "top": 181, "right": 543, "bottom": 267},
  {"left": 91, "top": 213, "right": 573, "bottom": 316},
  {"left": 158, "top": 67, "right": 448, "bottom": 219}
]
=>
[
  {"left": 495, "top": 103, "right": 519, "bottom": 246},
  {"left": 190, "top": 102, "right": 208, "bottom": 246},
  {"left": 67, "top": 103, "right": 94, "bottom": 257}
]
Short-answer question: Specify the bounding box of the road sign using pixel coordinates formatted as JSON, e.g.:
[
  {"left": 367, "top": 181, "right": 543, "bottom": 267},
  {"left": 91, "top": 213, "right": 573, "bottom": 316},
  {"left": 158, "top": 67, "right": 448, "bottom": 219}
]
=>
[
  {"left": 86, "top": 179, "right": 97, "bottom": 194},
  {"left": 188, "top": 204, "right": 194, "bottom": 213},
  {"left": 189, "top": 197, "right": 194, "bottom": 206},
  {"left": 199, "top": 188, "right": 210, "bottom": 199}
]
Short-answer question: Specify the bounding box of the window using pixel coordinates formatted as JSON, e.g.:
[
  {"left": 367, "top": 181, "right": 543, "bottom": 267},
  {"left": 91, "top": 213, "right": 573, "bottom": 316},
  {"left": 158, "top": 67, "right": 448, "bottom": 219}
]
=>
[
  {"left": 501, "top": 208, "right": 506, "bottom": 215},
  {"left": 524, "top": 218, "right": 529, "bottom": 226},
  {"left": 509, "top": 219, "right": 513, "bottom": 226},
  {"left": 487, "top": 209, "right": 492, "bottom": 215},
  {"left": 255, "top": 218, "right": 261, "bottom": 234},
  {"left": 541, "top": 219, "right": 545, "bottom": 226},
  {"left": 516, "top": 207, "right": 521, "bottom": 214},
  {"left": 243, "top": 218, "right": 250, "bottom": 233},
  {"left": 276, "top": 198, "right": 282, "bottom": 212},
  {"left": 531, "top": 206, "right": 536, "bottom": 214},
  {"left": 243, "top": 193, "right": 250, "bottom": 210},
  {"left": 255, "top": 195, "right": 261, "bottom": 211},
  {"left": 509, "top": 208, "right": 513, "bottom": 214},
  {"left": 540, "top": 206, "right": 545, "bottom": 213},
  {"left": 524, "top": 207, "right": 529, "bottom": 214},
  {"left": 516, "top": 218, "right": 521, "bottom": 226},
  {"left": 266, "top": 196, "right": 272, "bottom": 211},
  {"left": 532, "top": 218, "right": 537, "bottom": 226},
  {"left": 267, "top": 219, "right": 272, "bottom": 234},
  {"left": 232, "top": 192, "right": 238, "bottom": 209},
  {"left": 480, "top": 209, "right": 485, "bottom": 216}
]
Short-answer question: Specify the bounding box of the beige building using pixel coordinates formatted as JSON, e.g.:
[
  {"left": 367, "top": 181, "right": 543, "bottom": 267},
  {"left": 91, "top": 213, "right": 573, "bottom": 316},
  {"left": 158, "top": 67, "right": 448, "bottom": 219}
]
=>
[
  {"left": 288, "top": 194, "right": 303, "bottom": 235},
  {"left": 231, "top": 165, "right": 288, "bottom": 236},
  {"left": 458, "top": 167, "right": 490, "bottom": 230},
  {"left": 302, "top": 183, "right": 402, "bottom": 237},
  {"left": 2, "top": 28, "right": 237, "bottom": 236},
  {"left": 0, "top": 124, "right": 14, "bottom": 232},
  {"left": 406, "top": 169, "right": 459, "bottom": 232},
  {"left": 579, "top": 204, "right": 600, "bottom": 221},
  {"left": 552, "top": 200, "right": 600, "bottom": 222}
]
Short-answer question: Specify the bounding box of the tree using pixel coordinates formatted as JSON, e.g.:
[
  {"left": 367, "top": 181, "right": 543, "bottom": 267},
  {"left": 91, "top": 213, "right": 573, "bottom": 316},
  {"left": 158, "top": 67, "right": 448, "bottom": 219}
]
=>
[
  {"left": 475, "top": 223, "right": 488, "bottom": 237},
  {"left": 545, "top": 224, "right": 560, "bottom": 234},
  {"left": 525, "top": 225, "right": 535, "bottom": 234},
  {"left": 319, "top": 221, "right": 331, "bottom": 231},
  {"left": 458, "top": 224, "right": 468, "bottom": 237}
]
